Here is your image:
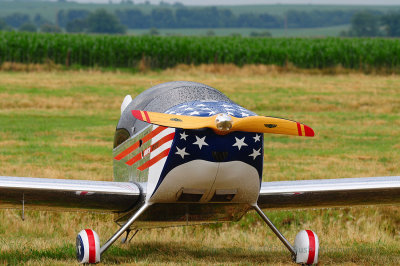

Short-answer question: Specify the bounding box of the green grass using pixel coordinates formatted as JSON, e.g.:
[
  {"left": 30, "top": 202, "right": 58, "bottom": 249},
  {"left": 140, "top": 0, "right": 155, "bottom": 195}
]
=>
[{"left": 0, "top": 67, "right": 399, "bottom": 264}]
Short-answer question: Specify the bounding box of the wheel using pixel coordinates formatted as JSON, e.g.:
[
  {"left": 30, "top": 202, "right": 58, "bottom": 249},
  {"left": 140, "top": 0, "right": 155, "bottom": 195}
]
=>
[
  {"left": 294, "top": 230, "right": 319, "bottom": 265},
  {"left": 76, "top": 229, "right": 101, "bottom": 264}
]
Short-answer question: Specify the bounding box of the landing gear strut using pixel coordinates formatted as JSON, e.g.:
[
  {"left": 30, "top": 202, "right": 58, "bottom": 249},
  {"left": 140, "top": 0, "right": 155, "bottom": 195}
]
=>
[
  {"left": 253, "top": 205, "right": 319, "bottom": 265},
  {"left": 76, "top": 204, "right": 149, "bottom": 264}
]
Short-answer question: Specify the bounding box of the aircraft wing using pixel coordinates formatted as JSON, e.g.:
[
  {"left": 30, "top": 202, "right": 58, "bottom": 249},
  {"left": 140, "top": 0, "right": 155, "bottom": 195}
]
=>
[
  {"left": 258, "top": 176, "right": 400, "bottom": 210},
  {"left": 0, "top": 176, "right": 142, "bottom": 212},
  {"left": 2, "top": 175, "right": 400, "bottom": 213}
]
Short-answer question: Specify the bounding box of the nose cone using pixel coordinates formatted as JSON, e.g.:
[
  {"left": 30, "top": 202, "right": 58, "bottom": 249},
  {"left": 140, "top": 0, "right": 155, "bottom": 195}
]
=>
[{"left": 215, "top": 113, "right": 233, "bottom": 131}]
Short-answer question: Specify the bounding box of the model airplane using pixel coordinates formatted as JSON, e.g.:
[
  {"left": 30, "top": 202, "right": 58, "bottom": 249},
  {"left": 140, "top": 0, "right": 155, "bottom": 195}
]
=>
[{"left": 1, "top": 81, "right": 399, "bottom": 264}]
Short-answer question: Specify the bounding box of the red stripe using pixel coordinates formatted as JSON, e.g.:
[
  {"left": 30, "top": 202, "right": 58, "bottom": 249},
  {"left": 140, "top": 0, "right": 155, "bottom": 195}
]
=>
[
  {"left": 296, "top": 122, "right": 302, "bottom": 136},
  {"left": 114, "top": 126, "right": 167, "bottom": 160},
  {"left": 306, "top": 230, "right": 315, "bottom": 264},
  {"left": 126, "top": 133, "right": 174, "bottom": 166},
  {"left": 143, "top": 111, "right": 151, "bottom": 122},
  {"left": 85, "top": 229, "right": 96, "bottom": 263},
  {"left": 142, "top": 126, "right": 167, "bottom": 143},
  {"left": 114, "top": 142, "right": 140, "bottom": 160},
  {"left": 151, "top": 133, "right": 175, "bottom": 152},
  {"left": 137, "top": 148, "right": 170, "bottom": 171},
  {"left": 125, "top": 152, "right": 143, "bottom": 166}
]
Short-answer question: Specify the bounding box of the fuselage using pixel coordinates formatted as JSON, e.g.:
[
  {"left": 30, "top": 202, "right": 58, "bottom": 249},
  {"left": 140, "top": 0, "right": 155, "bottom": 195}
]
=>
[
  {"left": 114, "top": 100, "right": 263, "bottom": 205},
  {"left": 112, "top": 81, "right": 264, "bottom": 227}
]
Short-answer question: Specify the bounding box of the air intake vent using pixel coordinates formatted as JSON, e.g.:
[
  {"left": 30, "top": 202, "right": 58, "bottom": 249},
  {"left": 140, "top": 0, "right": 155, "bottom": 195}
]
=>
[
  {"left": 212, "top": 151, "right": 228, "bottom": 162},
  {"left": 176, "top": 188, "right": 205, "bottom": 202},
  {"left": 210, "top": 189, "right": 237, "bottom": 202}
]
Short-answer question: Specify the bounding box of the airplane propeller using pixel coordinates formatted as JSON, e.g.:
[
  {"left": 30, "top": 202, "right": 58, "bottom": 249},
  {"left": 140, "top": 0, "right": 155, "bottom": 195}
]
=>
[{"left": 132, "top": 110, "right": 314, "bottom": 137}]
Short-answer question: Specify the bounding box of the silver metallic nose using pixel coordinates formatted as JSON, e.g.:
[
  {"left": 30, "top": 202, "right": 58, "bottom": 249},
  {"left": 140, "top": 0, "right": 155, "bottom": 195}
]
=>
[{"left": 215, "top": 113, "right": 233, "bottom": 131}]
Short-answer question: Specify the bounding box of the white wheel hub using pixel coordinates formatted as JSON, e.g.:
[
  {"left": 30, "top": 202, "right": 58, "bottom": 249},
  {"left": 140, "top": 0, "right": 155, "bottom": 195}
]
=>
[
  {"left": 294, "top": 230, "right": 319, "bottom": 265},
  {"left": 76, "top": 229, "right": 101, "bottom": 264}
]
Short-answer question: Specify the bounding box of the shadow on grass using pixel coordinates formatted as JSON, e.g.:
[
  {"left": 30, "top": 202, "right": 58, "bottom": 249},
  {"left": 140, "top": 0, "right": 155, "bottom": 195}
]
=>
[
  {"left": 104, "top": 241, "right": 290, "bottom": 264},
  {"left": 0, "top": 242, "right": 291, "bottom": 264},
  {"left": 1, "top": 241, "right": 399, "bottom": 264}
]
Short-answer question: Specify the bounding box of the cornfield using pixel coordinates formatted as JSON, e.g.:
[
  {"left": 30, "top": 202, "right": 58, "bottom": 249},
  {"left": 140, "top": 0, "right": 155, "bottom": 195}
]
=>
[{"left": 0, "top": 31, "right": 399, "bottom": 71}]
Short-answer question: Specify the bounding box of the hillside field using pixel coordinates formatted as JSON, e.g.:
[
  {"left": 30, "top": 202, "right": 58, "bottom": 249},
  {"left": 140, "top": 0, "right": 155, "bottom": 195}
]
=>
[
  {"left": 129, "top": 25, "right": 350, "bottom": 37},
  {"left": 0, "top": 65, "right": 399, "bottom": 264}
]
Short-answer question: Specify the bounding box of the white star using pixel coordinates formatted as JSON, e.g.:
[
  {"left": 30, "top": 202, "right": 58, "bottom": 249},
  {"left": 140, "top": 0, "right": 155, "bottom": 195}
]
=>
[
  {"left": 189, "top": 111, "right": 200, "bottom": 116},
  {"left": 185, "top": 107, "right": 194, "bottom": 111},
  {"left": 233, "top": 137, "right": 248, "bottom": 150},
  {"left": 249, "top": 148, "right": 261, "bottom": 160},
  {"left": 253, "top": 134, "right": 261, "bottom": 142},
  {"left": 179, "top": 105, "right": 187, "bottom": 108},
  {"left": 208, "top": 110, "right": 216, "bottom": 115},
  {"left": 193, "top": 136, "right": 208, "bottom": 150},
  {"left": 197, "top": 104, "right": 206, "bottom": 107},
  {"left": 225, "top": 108, "right": 235, "bottom": 111},
  {"left": 222, "top": 104, "right": 232, "bottom": 108},
  {"left": 201, "top": 108, "right": 211, "bottom": 111},
  {"left": 176, "top": 112, "right": 182, "bottom": 115},
  {"left": 180, "top": 131, "right": 188, "bottom": 140},
  {"left": 169, "top": 111, "right": 176, "bottom": 114},
  {"left": 175, "top": 147, "right": 189, "bottom": 159},
  {"left": 241, "top": 112, "right": 250, "bottom": 117}
]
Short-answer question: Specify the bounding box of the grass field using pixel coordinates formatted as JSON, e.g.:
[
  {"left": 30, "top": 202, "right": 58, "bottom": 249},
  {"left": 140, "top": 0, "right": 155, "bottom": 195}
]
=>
[
  {"left": 129, "top": 25, "right": 350, "bottom": 37},
  {"left": 0, "top": 65, "right": 399, "bottom": 264}
]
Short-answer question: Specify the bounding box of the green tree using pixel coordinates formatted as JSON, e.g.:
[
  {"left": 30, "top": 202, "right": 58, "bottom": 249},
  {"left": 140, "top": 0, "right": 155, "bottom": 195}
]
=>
[
  {"left": 33, "top": 14, "right": 51, "bottom": 27},
  {"left": 381, "top": 11, "right": 400, "bottom": 37},
  {"left": 19, "top": 22, "right": 37, "bottom": 32},
  {"left": 0, "top": 19, "right": 8, "bottom": 31},
  {"left": 40, "top": 24, "right": 62, "bottom": 33},
  {"left": 66, "top": 19, "right": 87, "bottom": 33},
  {"left": 86, "top": 9, "right": 126, "bottom": 34},
  {"left": 350, "top": 11, "right": 380, "bottom": 37},
  {"left": 4, "top": 13, "right": 30, "bottom": 28}
]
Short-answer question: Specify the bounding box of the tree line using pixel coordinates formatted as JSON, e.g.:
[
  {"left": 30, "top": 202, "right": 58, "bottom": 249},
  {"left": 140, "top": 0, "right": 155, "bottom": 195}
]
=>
[
  {"left": 0, "top": 7, "right": 369, "bottom": 33},
  {"left": 1, "top": 7, "right": 400, "bottom": 37},
  {"left": 58, "top": 7, "right": 359, "bottom": 30},
  {"left": 341, "top": 10, "right": 400, "bottom": 37}
]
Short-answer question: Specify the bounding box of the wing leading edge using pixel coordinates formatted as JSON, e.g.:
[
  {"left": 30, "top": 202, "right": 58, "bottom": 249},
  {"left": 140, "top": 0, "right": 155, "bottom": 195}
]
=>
[
  {"left": 0, "top": 176, "right": 142, "bottom": 212},
  {"left": 258, "top": 176, "right": 400, "bottom": 210}
]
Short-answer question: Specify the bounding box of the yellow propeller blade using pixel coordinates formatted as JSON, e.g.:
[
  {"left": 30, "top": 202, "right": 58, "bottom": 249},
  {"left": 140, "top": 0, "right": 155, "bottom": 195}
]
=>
[
  {"left": 132, "top": 110, "right": 314, "bottom": 137},
  {"left": 131, "top": 110, "right": 215, "bottom": 129},
  {"left": 231, "top": 116, "right": 314, "bottom": 137}
]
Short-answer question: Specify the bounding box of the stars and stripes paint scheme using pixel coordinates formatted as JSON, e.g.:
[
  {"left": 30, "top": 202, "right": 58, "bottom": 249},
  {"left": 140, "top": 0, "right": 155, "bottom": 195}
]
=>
[{"left": 113, "top": 100, "right": 263, "bottom": 205}]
